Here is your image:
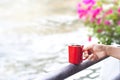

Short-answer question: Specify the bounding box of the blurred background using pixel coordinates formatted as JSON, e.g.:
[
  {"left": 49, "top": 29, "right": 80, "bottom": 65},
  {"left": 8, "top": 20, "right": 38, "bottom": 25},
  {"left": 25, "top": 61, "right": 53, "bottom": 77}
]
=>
[{"left": 0, "top": 0, "right": 100, "bottom": 80}]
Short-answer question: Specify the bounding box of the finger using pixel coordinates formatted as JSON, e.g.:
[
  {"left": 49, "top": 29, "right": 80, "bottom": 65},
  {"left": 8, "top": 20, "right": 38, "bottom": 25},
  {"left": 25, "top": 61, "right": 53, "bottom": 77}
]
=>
[
  {"left": 83, "top": 44, "right": 95, "bottom": 51},
  {"left": 88, "top": 54, "right": 94, "bottom": 61},
  {"left": 94, "top": 55, "right": 99, "bottom": 61},
  {"left": 83, "top": 51, "right": 89, "bottom": 59},
  {"left": 88, "top": 54, "right": 99, "bottom": 61}
]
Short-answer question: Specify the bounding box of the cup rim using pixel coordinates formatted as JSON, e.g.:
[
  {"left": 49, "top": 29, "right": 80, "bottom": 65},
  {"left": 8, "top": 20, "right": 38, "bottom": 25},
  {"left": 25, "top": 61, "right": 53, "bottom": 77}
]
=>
[{"left": 68, "top": 44, "right": 83, "bottom": 47}]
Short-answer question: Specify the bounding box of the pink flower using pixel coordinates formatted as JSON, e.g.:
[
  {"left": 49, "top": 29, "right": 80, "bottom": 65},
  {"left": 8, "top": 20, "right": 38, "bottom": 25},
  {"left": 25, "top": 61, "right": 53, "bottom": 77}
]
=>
[
  {"left": 87, "top": 5, "right": 93, "bottom": 11},
  {"left": 97, "top": 18, "right": 101, "bottom": 25},
  {"left": 77, "top": 3, "right": 81, "bottom": 8},
  {"left": 77, "top": 3, "right": 84, "bottom": 18},
  {"left": 77, "top": 2, "right": 94, "bottom": 19},
  {"left": 77, "top": 9, "right": 88, "bottom": 18},
  {"left": 118, "top": 20, "right": 120, "bottom": 25},
  {"left": 92, "top": 8, "right": 102, "bottom": 18},
  {"left": 118, "top": 8, "right": 120, "bottom": 14},
  {"left": 97, "top": 29, "right": 103, "bottom": 33},
  {"left": 106, "top": 9, "right": 113, "bottom": 15},
  {"left": 90, "top": 17, "right": 95, "bottom": 22},
  {"left": 88, "top": 35, "right": 92, "bottom": 42},
  {"left": 82, "top": 0, "right": 95, "bottom": 5},
  {"left": 104, "top": 20, "right": 111, "bottom": 25},
  {"left": 77, "top": 3, "right": 91, "bottom": 19}
]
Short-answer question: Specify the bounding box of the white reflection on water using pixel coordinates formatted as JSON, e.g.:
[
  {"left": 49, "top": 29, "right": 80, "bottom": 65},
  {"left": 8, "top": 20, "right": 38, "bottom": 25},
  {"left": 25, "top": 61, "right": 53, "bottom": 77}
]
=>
[
  {"left": 0, "top": 0, "right": 98, "bottom": 80},
  {"left": 0, "top": 28, "right": 92, "bottom": 80}
]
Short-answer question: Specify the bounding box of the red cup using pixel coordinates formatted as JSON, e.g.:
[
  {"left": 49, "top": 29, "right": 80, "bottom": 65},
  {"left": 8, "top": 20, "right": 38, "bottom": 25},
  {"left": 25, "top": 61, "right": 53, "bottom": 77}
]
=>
[{"left": 68, "top": 45, "right": 85, "bottom": 64}]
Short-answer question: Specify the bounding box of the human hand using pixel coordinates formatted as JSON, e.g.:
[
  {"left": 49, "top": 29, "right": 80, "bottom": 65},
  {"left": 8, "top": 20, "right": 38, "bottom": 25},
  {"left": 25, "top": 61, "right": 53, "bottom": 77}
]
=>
[{"left": 83, "top": 44, "right": 109, "bottom": 61}]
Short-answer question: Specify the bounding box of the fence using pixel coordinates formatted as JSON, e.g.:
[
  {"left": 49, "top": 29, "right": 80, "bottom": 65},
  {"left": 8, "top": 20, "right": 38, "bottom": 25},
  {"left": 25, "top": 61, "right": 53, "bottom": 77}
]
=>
[{"left": 40, "top": 56, "right": 108, "bottom": 80}]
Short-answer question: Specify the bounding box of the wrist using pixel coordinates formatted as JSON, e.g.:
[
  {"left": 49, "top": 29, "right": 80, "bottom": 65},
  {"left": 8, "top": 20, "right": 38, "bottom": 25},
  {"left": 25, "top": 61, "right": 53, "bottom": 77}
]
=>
[{"left": 105, "top": 45, "right": 113, "bottom": 56}]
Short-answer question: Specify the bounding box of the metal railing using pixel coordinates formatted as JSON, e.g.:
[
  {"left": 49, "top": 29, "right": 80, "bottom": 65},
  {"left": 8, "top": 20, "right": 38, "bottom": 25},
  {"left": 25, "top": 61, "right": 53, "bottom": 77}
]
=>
[{"left": 40, "top": 56, "right": 108, "bottom": 80}]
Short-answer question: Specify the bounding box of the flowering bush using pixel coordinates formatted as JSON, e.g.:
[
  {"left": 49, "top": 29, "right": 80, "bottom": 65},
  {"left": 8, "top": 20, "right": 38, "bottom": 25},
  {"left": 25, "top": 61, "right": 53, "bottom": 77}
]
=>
[{"left": 77, "top": 0, "right": 120, "bottom": 45}]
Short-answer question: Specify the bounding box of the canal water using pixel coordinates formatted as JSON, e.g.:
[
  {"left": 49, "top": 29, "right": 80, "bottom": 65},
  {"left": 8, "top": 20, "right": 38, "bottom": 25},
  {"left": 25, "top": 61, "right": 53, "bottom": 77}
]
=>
[{"left": 0, "top": 0, "right": 101, "bottom": 80}]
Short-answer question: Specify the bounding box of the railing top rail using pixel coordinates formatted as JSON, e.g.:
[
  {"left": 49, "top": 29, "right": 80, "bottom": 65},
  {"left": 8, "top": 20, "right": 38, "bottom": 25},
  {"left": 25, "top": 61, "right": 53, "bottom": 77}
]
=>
[{"left": 40, "top": 56, "right": 108, "bottom": 80}]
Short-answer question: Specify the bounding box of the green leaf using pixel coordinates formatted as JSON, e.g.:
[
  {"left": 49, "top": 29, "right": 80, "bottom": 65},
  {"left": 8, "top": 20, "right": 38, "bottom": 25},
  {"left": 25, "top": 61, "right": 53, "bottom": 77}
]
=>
[{"left": 115, "top": 26, "right": 120, "bottom": 35}]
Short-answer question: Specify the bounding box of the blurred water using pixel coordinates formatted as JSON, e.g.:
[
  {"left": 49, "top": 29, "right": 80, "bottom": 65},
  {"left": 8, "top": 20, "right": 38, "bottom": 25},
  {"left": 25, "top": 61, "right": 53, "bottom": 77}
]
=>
[{"left": 0, "top": 0, "right": 100, "bottom": 80}]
